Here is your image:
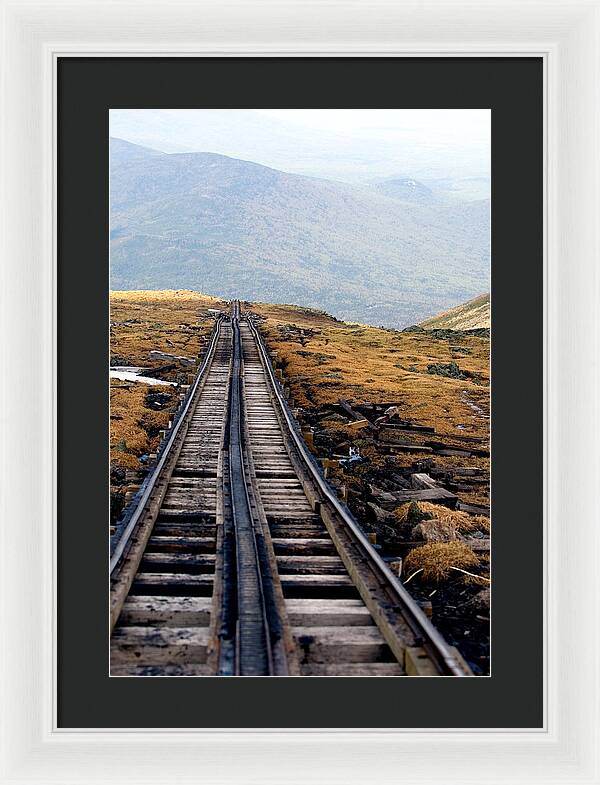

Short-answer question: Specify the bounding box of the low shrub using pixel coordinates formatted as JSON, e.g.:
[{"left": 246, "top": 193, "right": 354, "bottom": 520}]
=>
[{"left": 403, "top": 541, "right": 479, "bottom": 583}]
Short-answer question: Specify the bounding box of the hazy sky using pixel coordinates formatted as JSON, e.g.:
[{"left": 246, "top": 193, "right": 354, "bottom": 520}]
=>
[
  {"left": 254, "top": 108, "right": 488, "bottom": 144},
  {"left": 110, "top": 108, "right": 490, "bottom": 187}
]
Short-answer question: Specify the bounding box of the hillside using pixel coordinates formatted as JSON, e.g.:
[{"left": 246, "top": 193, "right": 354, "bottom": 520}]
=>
[
  {"left": 250, "top": 298, "right": 491, "bottom": 674},
  {"left": 419, "top": 293, "right": 490, "bottom": 330},
  {"left": 251, "top": 299, "right": 489, "bottom": 461},
  {"left": 110, "top": 138, "right": 490, "bottom": 328}
]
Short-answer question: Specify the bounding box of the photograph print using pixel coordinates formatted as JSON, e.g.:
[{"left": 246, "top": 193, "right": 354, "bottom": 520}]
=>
[{"left": 108, "top": 109, "right": 491, "bottom": 677}]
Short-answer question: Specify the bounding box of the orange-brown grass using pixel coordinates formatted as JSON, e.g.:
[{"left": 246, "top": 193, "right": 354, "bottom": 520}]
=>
[
  {"left": 248, "top": 301, "right": 489, "bottom": 440},
  {"left": 110, "top": 289, "right": 227, "bottom": 370},
  {"left": 403, "top": 541, "right": 480, "bottom": 583},
  {"left": 394, "top": 501, "right": 489, "bottom": 534},
  {"left": 248, "top": 299, "right": 489, "bottom": 510},
  {"left": 110, "top": 381, "right": 173, "bottom": 471},
  {"left": 448, "top": 475, "right": 488, "bottom": 507}
]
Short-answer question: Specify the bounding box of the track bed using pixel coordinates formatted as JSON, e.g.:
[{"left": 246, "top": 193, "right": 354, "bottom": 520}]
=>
[{"left": 110, "top": 304, "right": 468, "bottom": 677}]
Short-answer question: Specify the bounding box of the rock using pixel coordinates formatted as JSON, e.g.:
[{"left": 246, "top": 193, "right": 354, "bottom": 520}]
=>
[
  {"left": 110, "top": 354, "right": 132, "bottom": 366},
  {"left": 461, "top": 537, "right": 490, "bottom": 552},
  {"left": 411, "top": 519, "right": 458, "bottom": 543},
  {"left": 145, "top": 391, "right": 172, "bottom": 408},
  {"left": 403, "top": 500, "right": 428, "bottom": 524},
  {"left": 320, "top": 413, "right": 347, "bottom": 424},
  {"left": 412, "top": 458, "right": 435, "bottom": 471},
  {"left": 110, "top": 466, "right": 126, "bottom": 485},
  {"left": 465, "top": 588, "right": 491, "bottom": 611},
  {"left": 110, "top": 490, "right": 125, "bottom": 525},
  {"left": 426, "top": 361, "right": 466, "bottom": 379},
  {"left": 367, "top": 502, "right": 396, "bottom": 524},
  {"left": 402, "top": 325, "right": 425, "bottom": 333},
  {"left": 410, "top": 472, "right": 437, "bottom": 490},
  {"left": 149, "top": 350, "right": 195, "bottom": 366},
  {"left": 389, "top": 473, "right": 411, "bottom": 489}
]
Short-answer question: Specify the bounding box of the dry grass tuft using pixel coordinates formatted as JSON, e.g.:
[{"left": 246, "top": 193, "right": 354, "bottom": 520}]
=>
[
  {"left": 403, "top": 541, "right": 479, "bottom": 583},
  {"left": 460, "top": 572, "right": 490, "bottom": 588},
  {"left": 472, "top": 515, "right": 490, "bottom": 533},
  {"left": 393, "top": 500, "right": 428, "bottom": 525},
  {"left": 394, "top": 501, "right": 487, "bottom": 534}
]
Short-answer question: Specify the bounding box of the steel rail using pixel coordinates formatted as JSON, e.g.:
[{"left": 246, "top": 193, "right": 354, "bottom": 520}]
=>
[
  {"left": 246, "top": 314, "right": 466, "bottom": 677},
  {"left": 109, "top": 316, "right": 224, "bottom": 575},
  {"left": 232, "top": 309, "right": 272, "bottom": 674},
  {"left": 219, "top": 302, "right": 283, "bottom": 675}
]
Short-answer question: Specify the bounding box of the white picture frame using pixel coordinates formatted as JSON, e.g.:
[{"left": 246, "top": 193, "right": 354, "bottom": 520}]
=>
[{"left": 1, "top": 0, "right": 598, "bottom": 782}]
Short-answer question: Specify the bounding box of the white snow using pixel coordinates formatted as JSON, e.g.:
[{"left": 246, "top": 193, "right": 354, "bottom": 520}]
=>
[{"left": 110, "top": 370, "right": 177, "bottom": 387}]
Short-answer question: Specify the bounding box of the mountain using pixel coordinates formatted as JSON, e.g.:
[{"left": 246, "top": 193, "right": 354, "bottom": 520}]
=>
[
  {"left": 110, "top": 138, "right": 491, "bottom": 328},
  {"left": 419, "top": 293, "right": 490, "bottom": 330},
  {"left": 372, "top": 177, "right": 438, "bottom": 204}
]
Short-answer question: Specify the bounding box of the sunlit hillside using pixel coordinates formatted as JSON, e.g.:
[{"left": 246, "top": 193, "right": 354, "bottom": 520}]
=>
[{"left": 420, "top": 293, "right": 490, "bottom": 331}]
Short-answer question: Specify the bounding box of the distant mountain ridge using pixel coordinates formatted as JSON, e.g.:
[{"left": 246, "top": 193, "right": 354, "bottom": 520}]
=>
[
  {"left": 419, "top": 293, "right": 490, "bottom": 330},
  {"left": 110, "top": 138, "right": 491, "bottom": 328},
  {"left": 372, "top": 177, "right": 439, "bottom": 204}
]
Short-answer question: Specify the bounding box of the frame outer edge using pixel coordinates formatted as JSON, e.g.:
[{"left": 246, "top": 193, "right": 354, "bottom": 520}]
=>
[
  {"left": 0, "top": 0, "right": 599, "bottom": 783},
  {"left": 552, "top": 4, "right": 600, "bottom": 779}
]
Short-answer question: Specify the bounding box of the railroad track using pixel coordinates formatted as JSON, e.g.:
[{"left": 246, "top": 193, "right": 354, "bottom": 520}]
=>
[{"left": 110, "top": 302, "right": 470, "bottom": 676}]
